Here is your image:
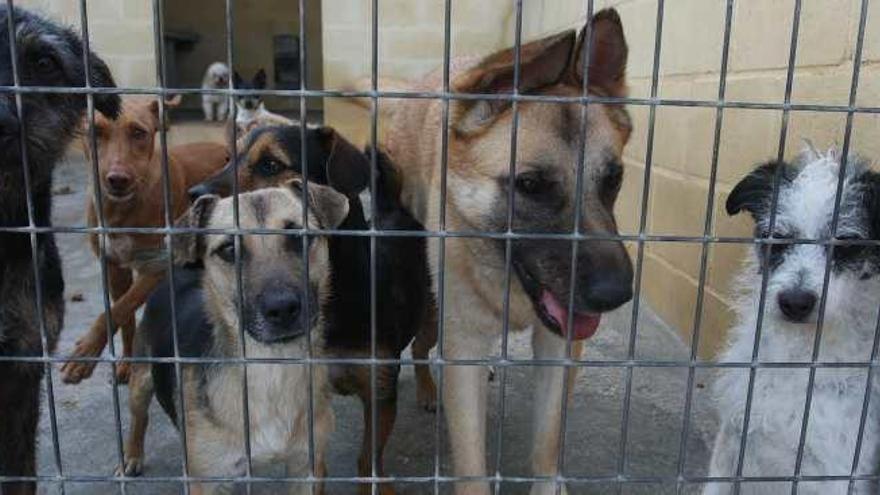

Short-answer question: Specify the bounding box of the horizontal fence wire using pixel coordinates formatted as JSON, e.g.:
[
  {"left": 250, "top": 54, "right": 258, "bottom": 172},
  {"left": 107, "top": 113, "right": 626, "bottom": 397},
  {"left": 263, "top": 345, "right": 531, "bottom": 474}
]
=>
[
  {"left": 0, "top": 0, "right": 877, "bottom": 492},
  {"left": 0, "top": 84, "right": 877, "bottom": 114}
]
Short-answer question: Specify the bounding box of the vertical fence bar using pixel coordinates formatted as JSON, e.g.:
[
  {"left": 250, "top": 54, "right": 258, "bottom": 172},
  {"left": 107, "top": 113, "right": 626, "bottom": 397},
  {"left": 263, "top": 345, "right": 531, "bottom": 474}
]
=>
[
  {"left": 847, "top": 14, "right": 880, "bottom": 489},
  {"left": 434, "top": 0, "right": 453, "bottom": 492},
  {"left": 616, "top": 0, "right": 665, "bottom": 490},
  {"left": 2, "top": 2, "right": 66, "bottom": 492},
  {"left": 222, "top": 1, "right": 255, "bottom": 493},
  {"left": 149, "top": 0, "right": 192, "bottom": 492},
  {"left": 674, "top": 1, "right": 735, "bottom": 493},
  {"left": 790, "top": 0, "right": 869, "bottom": 492},
  {"left": 849, "top": 223, "right": 880, "bottom": 495},
  {"left": 297, "top": 1, "right": 318, "bottom": 493},
  {"left": 555, "top": 1, "right": 594, "bottom": 493},
  {"left": 732, "top": 1, "right": 803, "bottom": 493},
  {"left": 73, "top": 2, "right": 129, "bottom": 493},
  {"left": 369, "top": 1, "right": 380, "bottom": 493},
  {"left": 491, "top": 0, "right": 524, "bottom": 493}
]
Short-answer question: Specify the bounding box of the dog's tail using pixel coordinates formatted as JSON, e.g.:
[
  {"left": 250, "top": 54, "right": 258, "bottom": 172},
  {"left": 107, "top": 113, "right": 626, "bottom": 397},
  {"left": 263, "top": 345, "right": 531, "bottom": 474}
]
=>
[{"left": 345, "top": 76, "right": 413, "bottom": 114}]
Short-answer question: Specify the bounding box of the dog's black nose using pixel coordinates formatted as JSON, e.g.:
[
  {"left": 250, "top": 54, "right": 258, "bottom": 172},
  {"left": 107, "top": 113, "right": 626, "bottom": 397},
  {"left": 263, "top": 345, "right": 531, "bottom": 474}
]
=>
[
  {"left": 777, "top": 289, "right": 817, "bottom": 322},
  {"left": 188, "top": 184, "right": 212, "bottom": 203},
  {"left": 260, "top": 290, "right": 301, "bottom": 327},
  {"left": 582, "top": 280, "right": 633, "bottom": 312},
  {"left": 579, "top": 272, "right": 633, "bottom": 312}
]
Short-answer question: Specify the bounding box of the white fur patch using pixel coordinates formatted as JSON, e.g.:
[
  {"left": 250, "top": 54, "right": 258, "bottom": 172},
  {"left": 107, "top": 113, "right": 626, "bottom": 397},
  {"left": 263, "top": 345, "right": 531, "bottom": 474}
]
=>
[{"left": 706, "top": 146, "right": 880, "bottom": 494}]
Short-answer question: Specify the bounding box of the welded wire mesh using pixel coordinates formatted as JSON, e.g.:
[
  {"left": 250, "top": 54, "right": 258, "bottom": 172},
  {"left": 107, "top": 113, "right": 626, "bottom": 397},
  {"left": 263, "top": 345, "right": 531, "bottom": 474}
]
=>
[{"left": 0, "top": 0, "right": 878, "bottom": 494}]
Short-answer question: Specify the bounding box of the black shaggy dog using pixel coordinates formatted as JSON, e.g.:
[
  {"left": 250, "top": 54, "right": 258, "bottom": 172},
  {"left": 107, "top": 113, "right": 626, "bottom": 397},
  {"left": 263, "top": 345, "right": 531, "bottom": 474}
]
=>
[{"left": 0, "top": 7, "right": 119, "bottom": 493}]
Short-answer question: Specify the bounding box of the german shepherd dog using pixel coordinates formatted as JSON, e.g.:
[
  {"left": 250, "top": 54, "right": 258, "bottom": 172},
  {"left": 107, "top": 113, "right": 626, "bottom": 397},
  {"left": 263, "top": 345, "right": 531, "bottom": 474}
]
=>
[
  {"left": 124, "top": 125, "right": 435, "bottom": 494},
  {"left": 0, "top": 6, "right": 119, "bottom": 494},
  {"left": 126, "top": 182, "right": 346, "bottom": 494},
  {"left": 369, "top": 9, "right": 634, "bottom": 494}
]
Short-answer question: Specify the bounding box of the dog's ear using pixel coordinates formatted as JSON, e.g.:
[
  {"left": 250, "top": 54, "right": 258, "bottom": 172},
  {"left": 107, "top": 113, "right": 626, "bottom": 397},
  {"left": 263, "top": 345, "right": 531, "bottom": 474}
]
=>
[
  {"left": 88, "top": 54, "right": 121, "bottom": 119},
  {"left": 451, "top": 29, "right": 576, "bottom": 135},
  {"left": 569, "top": 8, "right": 629, "bottom": 97},
  {"left": 253, "top": 69, "right": 267, "bottom": 89},
  {"left": 173, "top": 194, "right": 219, "bottom": 264},
  {"left": 315, "top": 126, "right": 370, "bottom": 195},
  {"left": 233, "top": 71, "right": 243, "bottom": 88},
  {"left": 165, "top": 94, "right": 183, "bottom": 108},
  {"left": 726, "top": 161, "right": 792, "bottom": 220},
  {"left": 146, "top": 99, "right": 173, "bottom": 132},
  {"left": 287, "top": 178, "right": 350, "bottom": 230}
]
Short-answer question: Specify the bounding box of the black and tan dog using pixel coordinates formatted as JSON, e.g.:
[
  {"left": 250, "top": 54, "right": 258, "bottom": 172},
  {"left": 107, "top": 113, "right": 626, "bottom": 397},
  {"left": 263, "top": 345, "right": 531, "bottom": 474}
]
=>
[
  {"left": 0, "top": 6, "right": 119, "bottom": 494},
  {"left": 122, "top": 125, "right": 436, "bottom": 495},
  {"left": 362, "top": 9, "right": 634, "bottom": 495},
  {"left": 125, "top": 182, "right": 345, "bottom": 494}
]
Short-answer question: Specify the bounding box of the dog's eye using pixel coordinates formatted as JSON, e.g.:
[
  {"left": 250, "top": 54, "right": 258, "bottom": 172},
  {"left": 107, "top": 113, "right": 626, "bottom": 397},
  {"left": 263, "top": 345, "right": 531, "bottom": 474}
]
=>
[
  {"left": 601, "top": 160, "right": 624, "bottom": 204},
  {"left": 130, "top": 127, "right": 149, "bottom": 141},
  {"left": 213, "top": 241, "right": 236, "bottom": 263},
  {"left": 34, "top": 55, "right": 59, "bottom": 74},
  {"left": 834, "top": 234, "right": 866, "bottom": 265},
  {"left": 256, "top": 158, "right": 284, "bottom": 177},
  {"left": 515, "top": 172, "right": 550, "bottom": 196}
]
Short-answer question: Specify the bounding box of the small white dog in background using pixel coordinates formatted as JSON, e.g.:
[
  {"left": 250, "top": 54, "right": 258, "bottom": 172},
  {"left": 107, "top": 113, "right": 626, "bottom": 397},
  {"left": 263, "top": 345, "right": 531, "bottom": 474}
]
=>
[
  {"left": 201, "top": 61, "right": 230, "bottom": 122},
  {"left": 705, "top": 146, "right": 880, "bottom": 494}
]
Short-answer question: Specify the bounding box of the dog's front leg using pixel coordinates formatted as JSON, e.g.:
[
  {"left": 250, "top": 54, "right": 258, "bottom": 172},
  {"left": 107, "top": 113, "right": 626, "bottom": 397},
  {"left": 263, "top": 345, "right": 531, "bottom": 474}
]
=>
[
  {"left": 443, "top": 329, "right": 492, "bottom": 495},
  {"left": 61, "top": 270, "right": 164, "bottom": 384},
  {"left": 203, "top": 99, "right": 214, "bottom": 121},
  {"left": 116, "top": 361, "right": 154, "bottom": 477},
  {"left": 529, "top": 327, "right": 580, "bottom": 495},
  {"left": 217, "top": 99, "right": 229, "bottom": 122}
]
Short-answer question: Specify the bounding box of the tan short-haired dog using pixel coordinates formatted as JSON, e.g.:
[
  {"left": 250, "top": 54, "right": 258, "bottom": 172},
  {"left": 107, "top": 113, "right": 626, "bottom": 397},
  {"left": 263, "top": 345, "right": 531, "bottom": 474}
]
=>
[
  {"left": 126, "top": 182, "right": 345, "bottom": 494},
  {"left": 369, "top": 9, "right": 634, "bottom": 495},
  {"left": 61, "top": 96, "right": 229, "bottom": 384}
]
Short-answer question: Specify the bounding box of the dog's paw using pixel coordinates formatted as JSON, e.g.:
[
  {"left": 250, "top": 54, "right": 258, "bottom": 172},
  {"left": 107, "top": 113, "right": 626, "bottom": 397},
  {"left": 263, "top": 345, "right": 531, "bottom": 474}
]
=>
[
  {"left": 115, "top": 457, "right": 143, "bottom": 477},
  {"left": 60, "top": 338, "right": 104, "bottom": 384},
  {"left": 417, "top": 390, "right": 437, "bottom": 413},
  {"left": 416, "top": 376, "right": 438, "bottom": 412},
  {"left": 113, "top": 362, "right": 131, "bottom": 385}
]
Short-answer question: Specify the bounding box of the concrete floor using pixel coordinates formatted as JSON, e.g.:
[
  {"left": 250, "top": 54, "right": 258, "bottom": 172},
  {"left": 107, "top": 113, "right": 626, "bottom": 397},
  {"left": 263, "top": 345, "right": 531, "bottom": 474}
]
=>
[{"left": 34, "top": 123, "right": 719, "bottom": 494}]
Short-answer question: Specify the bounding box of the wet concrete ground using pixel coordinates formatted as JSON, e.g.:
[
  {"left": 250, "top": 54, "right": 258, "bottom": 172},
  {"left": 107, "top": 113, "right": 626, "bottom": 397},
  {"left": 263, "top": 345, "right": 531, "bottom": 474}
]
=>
[{"left": 34, "top": 123, "right": 719, "bottom": 494}]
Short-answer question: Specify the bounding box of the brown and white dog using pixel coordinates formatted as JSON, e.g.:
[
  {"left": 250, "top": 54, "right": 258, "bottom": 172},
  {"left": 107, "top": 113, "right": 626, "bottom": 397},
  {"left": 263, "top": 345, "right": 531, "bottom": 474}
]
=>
[
  {"left": 131, "top": 182, "right": 342, "bottom": 494},
  {"left": 366, "top": 10, "right": 634, "bottom": 494},
  {"left": 60, "top": 96, "right": 229, "bottom": 384}
]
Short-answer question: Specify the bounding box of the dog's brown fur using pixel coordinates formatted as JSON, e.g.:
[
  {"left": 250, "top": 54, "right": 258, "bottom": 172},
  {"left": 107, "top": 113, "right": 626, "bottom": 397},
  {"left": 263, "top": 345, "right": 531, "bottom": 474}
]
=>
[
  {"left": 366, "top": 10, "right": 634, "bottom": 494},
  {"left": 126, "top": 183, "right": 343, "bottom": 494},
  {"left": 60, "top": 96, "right": 229, "bottom": 384}
]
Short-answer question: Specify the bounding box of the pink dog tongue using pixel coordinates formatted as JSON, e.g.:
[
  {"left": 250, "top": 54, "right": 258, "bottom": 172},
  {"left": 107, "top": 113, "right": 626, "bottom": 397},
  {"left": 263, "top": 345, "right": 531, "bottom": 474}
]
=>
[{"left": 540, "top": 290, "right": 601, "bottom": 340}]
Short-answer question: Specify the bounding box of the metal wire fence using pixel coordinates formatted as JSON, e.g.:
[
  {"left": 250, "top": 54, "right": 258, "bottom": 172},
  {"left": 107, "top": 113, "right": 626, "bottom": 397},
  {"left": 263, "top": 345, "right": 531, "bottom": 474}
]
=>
[{"left": 0, "top": 0, "right": 878, "bottom": 494}]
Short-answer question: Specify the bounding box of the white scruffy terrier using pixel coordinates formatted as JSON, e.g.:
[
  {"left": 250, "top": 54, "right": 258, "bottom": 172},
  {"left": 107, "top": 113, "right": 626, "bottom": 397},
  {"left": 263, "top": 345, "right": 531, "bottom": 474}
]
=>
[
  {"left": 705, "top": 147, "right": 880, "bottom": 495},
  {"left": 201, "top": 61, "right": 230, "bottom": 122}
]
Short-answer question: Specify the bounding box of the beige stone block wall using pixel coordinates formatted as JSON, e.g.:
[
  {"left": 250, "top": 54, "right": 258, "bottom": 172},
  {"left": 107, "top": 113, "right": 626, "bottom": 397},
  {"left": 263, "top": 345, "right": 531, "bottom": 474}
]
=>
[
  {"left": 607, "top": 0, "right": 880, "bottom": 357},
  {"left": 322, "top": 1, "right": 880, "bottom": 359},
  {"left": 321, "top": 0, "right": 589, "bottom": 141},
  {"left": 18, "top": 0, "right": 156, "bottom": 88}
]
